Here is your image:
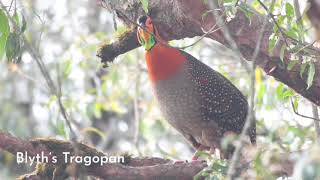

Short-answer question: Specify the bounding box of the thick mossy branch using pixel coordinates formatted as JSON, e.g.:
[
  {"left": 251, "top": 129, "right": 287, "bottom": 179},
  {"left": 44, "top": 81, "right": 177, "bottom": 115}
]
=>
[
  {"left": 97, "top": 0, "right": 320, "bottom": 106},
  {"left": 97, "top": 29, "right": 139, "bottom": 68}
]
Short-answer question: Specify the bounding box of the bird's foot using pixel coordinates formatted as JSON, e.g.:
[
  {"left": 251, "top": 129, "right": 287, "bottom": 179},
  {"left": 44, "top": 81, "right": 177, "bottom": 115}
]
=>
[{"left": 191, "top": 153, "right": 199, "bottom": 161}]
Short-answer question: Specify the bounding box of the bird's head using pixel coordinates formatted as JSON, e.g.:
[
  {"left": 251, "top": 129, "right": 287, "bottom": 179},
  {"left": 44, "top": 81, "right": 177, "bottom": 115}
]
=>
[{"left": 137, "top": 15, "right": 157, "bottom": 51}]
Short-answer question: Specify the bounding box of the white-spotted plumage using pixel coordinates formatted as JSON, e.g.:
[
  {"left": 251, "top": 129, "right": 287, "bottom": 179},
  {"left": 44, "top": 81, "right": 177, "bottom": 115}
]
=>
[{"left": 152, "top": 50, "right": 255, "bottom": 158}]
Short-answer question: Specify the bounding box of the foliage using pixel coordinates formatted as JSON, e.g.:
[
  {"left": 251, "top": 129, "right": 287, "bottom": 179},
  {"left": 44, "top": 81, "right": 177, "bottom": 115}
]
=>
[
  {"left": 0, "top": 9, "right": 9, "bottom": 59},
  {"left": 140, "top": 0, "right": 149, "bottom": 14}
]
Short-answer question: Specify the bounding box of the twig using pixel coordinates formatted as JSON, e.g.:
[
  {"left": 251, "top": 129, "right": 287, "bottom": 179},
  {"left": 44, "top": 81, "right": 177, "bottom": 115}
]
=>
[
  {"left": 0, "top": 2, "right": 76, "bottom": 139},
  {"left": 133, "top": 54, "right": 141, "bottom": 155},
  {"left": 8, "top": 0, "right": 14, "bottom": 12},
  {"left": 312, "top": 105, "right": 320, "bottom": 144},
  {"left": 207, "top": 0, "right": 251, "bottom": 73},
  {"left": 292, "top": 40, "right": 317, "bottom": 56},
  {"left": 256, "top": 0, "right": 289, "bottom": 46},
  {"left": 226, "top": 6, "right": 270, "bottom": 179},
  {"left": 290, "top": 98, "right": 320, "bottom": 121},
  {"left": 235, "top": 0, "right": 240, "bottom": 7}
]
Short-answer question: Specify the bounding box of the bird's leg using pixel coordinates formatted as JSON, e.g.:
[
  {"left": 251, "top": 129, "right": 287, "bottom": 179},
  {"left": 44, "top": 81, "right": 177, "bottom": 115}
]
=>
[
  {"left": 209, "top": 147, "right": 224, "bottom": 159},
  {"left": 173, "top": 144, "right": 207, "bottom": 164}
]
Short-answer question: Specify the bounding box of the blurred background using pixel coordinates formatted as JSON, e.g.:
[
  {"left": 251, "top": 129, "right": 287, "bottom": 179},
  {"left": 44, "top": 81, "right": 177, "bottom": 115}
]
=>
[{"left": 0, "top": 0, "right": 319, "bottom": 179}]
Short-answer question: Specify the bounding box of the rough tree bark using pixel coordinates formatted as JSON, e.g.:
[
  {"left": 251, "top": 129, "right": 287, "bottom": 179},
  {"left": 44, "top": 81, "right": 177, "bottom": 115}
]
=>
[
  {"left": 97, "top": 0, "right": 320, "bottom": 106},
  {"left": 0, "top": 132, "right": 206, "bottom": 180}
]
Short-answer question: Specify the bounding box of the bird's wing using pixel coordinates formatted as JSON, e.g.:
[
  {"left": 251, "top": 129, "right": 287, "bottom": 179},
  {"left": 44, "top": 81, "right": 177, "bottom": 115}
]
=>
[{"left": 181, "top": 51, "right": 249, "bottom": 134}]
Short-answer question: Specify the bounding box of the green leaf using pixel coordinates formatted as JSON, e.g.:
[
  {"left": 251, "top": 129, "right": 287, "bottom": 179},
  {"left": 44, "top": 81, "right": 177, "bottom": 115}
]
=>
[
  {"left": 276, "top": 83, "right": 284, "bottom": 99},
  {"left": 239, "top": 4, "right": 254, "bottom": 19},
  {"left": 13, "top": 12, "right": 27, "bottom": 34},
  {"left": 5, "top": 33, "right": 21, "bottom": 62},
  {"left": 82, "top": 127, "right": 106, "bottom": 140},
  {"left": 279, "top": 44, "right": 286, "bottom": 64},
  {"left": 13, "top": 13, "right": 20, "bottom": 27},
  {"left": 285, "top": 3, "right": 294, "bottom": 17},
  {"left": 48, "top": 95, "right": 57, "bottom": 106},
  {"left": 21, "top": 14, "right": 27, "bottom": 33},
  {"left": 286, "top": 28, "right": 299, "bottom": 39},
  {"left": 94, "top": 102, "right": 103, "bottom": 118},
  {"left": 276, "top": 15, "right": 285, "bottom": 28},
  {"left": 0, "top": 9, "right": 10, "bottom": 60},
  {"left": 293, "top": 97, "right": 299, "bottom": 110},
  {"left": 287, "top": 60, "right": 298, "bottom": 70},
  {"left": 306, "top": 62, "right": 315, "bottom": 89},
  {"left": 56, "top": 120, "right": 66, "bottom": 137},
  {"left": 300, "top": 63, "right": 307, "bottom": 78},
  {"left": 288, "top": 126, "right": 304, "bottom": 138},
  {"left": 282, "top": 89, "right": 294, "bottom": 99},
  {"left": 257, "top": 83, "right": 266, "bottom": 102},
  {"left": 268, "top": 34, "right": 278, "bottom": 54},
  {"left": 194, "top": 150, "right": 210, "bottom": 158},
  {"left": 140, "top": 0, "right": 149, "bottom": 13},
  {"left": 63, "top": 60, "right": 72, "bottom": 77}
]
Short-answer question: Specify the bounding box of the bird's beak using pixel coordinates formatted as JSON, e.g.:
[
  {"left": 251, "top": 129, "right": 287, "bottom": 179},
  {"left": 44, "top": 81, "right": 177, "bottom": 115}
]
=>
[
  {"left": 139, "top": 22, "right": 146, "bottom": 28},
  {"left": 138, "top": 23, "right": 149, "bottom": 43}
]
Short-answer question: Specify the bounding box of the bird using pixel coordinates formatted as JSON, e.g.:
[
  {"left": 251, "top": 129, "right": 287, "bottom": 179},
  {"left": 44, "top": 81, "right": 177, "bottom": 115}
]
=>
[{"left": 136, "top": 15, "right": 256, "bottom": 159}]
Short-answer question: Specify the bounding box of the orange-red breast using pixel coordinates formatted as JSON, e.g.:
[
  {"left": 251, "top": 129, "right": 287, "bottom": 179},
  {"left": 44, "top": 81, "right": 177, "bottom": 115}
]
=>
[{"left": 137, "top": 15, "right": 255, "bottom": 159}]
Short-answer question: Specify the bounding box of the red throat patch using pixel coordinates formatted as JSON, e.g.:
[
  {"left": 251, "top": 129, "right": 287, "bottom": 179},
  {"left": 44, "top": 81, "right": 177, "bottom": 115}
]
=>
[{"left": 145, "top": 44, "right": 186, "bottom": 82}]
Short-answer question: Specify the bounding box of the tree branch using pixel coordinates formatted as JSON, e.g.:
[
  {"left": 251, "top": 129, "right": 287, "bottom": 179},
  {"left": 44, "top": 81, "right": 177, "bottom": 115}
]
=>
[
  {"left": 96, "top": 0, "right": 320, "bottom": 106},
  {"left": 0, "top": 132, "right": 206, "bottom": 180}
]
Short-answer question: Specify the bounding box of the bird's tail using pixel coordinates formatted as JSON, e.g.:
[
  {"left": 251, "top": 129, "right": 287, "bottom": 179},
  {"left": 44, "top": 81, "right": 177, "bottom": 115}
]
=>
[{"left": 248, "top": 118, "right": 256, "bottom": 145}]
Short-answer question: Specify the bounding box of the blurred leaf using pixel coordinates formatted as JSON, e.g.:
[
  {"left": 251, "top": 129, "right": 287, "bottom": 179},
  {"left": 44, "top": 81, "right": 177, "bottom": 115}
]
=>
[
  {"left": 276, "top": 83, "right": 284, "bottom": 99},
  {"left": 268, "top": 34, "right": 278, "bottom": 54},
  {"left": 140, "top": 0, "right": 149, "bottom": 13},
  {"left": 94, "top": 102, "right": 103, "bottom": 118},
  {"left": 257, "top": 83, "right": 266, "bottom": 103},
  {"left": 21, "top": 14, "right": 27, "bottom": 33},
  {"left": 293, "top": 97, "right": 299, "bottom": 110},
  {"left": 279, "top": 44, "right": 286, "bottom": 64},
  {"left": 285, "top": 3, "right": 294, "bottom": 18},
  {"left": 302, "top": 164, "right": 319, "bottom": 180},
  {"left": 287, "top": 60, "right": 298, "bottom": 70},
  {"left": 239, "top": 4, "right": 254, "bottom": 19},
  {"left": 0, "top": 9, "right": 9, "bottom": 60},
  {"left": 300, "top": 63, "right": 307, "bottom": 78},
  {"left": 276, "top": 15, "right": 285, "bottom": 28},
  {"left": 195, "top": 150, "right": 210, "bottom": 159},
  {"left": 82, "top": 127, "right": 106, "bottom": 140},
  {"left": 13, "top": 13, "right": 20, "bottom": 27},
  {"left": 286, "top": 27, "right": 299, "bottom": 39},
  {"left": 56, "top": 120, "right": 66, "bottom": 137},
  {"left": 288, "top": 126, "right": 305, "bottom": 138},
  {"left": 13, "top": 12, "right": 27, "bottom": 33},
  {"left": 48, "top": 95, "right": 58, "bottom": 106},
  {"left": 63, "top": 60, "right": 72, "bottom": 77},
  {"left": 282, "top": 89, "right": 294, "bottom": 99},
  {"left": 255, "top": 68, "right": 262, "bottom": 85},
  {"left": 211, "top": 160, "right": 227, "bottom": 174},
  {"left": 5, "top": 32, "right": 21, "bottom": 62},
  {"left": 113, "top": 26, "right": 129, "bottom": 38},
  {"left": 62, "top": 99, "right": 74, "bottom": 109},
  {"left": 306, "top": 62, "right": 315, "bottom": 89}
]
